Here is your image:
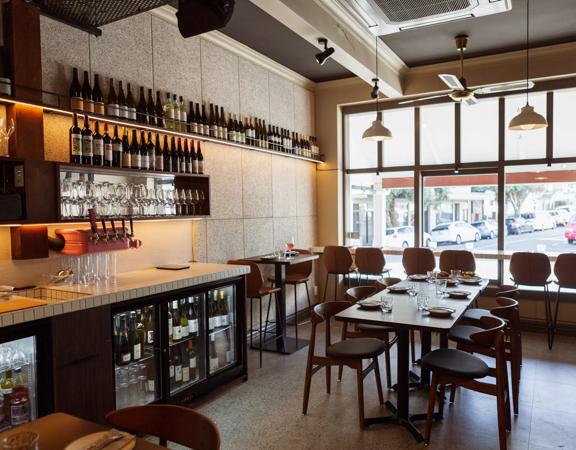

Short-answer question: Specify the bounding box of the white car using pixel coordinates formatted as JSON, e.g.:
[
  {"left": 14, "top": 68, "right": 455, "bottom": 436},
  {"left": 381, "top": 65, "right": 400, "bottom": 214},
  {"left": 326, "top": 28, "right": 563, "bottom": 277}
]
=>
[
  {"left": 554, "top": 209, "right": 572, "bottom": 226},
  {"left": 521, "top": 211, "right": 556, "bottom": 231},
  {"left": 383, "top": 226, "right": 435, "bottom": 248},
  {"left": 430, "top": 221, "right": 481, "bottom": 245}
]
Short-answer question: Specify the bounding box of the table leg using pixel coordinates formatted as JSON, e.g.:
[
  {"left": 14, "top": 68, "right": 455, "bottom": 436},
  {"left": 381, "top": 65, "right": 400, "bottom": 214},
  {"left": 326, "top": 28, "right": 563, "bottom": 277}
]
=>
[{"left": 419, "top": 331, "right": 432, "bottom": 387}]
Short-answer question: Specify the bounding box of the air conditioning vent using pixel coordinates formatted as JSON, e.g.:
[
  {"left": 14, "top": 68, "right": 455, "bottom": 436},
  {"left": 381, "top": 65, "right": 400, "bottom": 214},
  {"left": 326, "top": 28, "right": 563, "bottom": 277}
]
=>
[{"left": 339, "top": 0, "right": 511, "bottom": 35}]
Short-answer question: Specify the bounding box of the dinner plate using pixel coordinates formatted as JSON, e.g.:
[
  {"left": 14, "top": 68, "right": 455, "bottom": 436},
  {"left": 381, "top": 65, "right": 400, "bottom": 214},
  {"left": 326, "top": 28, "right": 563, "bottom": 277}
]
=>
[
  {"left": 445, "top": 279, "right": 459, "bottom": 287},
  {"left": 426, "top": 307, "right": 455, "bottom": 318},
  {"left": 408, "top": 274, "right": 428, "bottom": 281},
  {"left": 64, "top": 431, "right": 136, "bottom": 450},
  {"left": 357, "top": 299, "right": 382, "bottom": 310},
  {"left": 448, "top": 290, "right": 471, "bottom": 299},
  {"left": 461, "top": 277, "right": 482, "bottom": 285},
  {"left": 388, "top": 285, "right": 409, "bottom": 293}
]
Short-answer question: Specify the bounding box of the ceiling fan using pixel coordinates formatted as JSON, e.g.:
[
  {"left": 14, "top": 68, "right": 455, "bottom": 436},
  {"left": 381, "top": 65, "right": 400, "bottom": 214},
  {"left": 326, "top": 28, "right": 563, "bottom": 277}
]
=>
[{"left": 399, "top": 34, "right": 534, "bottom": 106}]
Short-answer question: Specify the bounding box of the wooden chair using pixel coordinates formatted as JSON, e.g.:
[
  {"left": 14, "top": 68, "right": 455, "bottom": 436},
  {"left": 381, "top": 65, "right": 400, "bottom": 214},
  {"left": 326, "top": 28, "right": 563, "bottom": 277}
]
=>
[
  {"left": 552, "top": 253, "right": 576, "bottom": 349},
  {"left": 439, "top": 249, "right": 476, "bottom": 273},
  {"left": 421, "top": 317, "right": 510, "bottom": 450},
  {"left": 462, "top": 285, "right": 519, "bottom": 322},
  {"left": 354, "top": 247, "right": 390, "bottom": 283},
  {"left": 322, "top": 246, "right": 356, "bottom": 302},
  {"left": 106, "top": 404, "right": 220, "bottom": 450},
  {"left": 510, "top": 252, "right": 552, "bottom": 348},
  {"left": 268, "top": 248, "right": 313, "bottom": 342},
  {"left": 228, "top": 260, "right": 280, "bottom": 368},
  {"left": 449, "top": 297, "right": 521, "bottom": 415},
  {"left": 343, "top": 286, "right": 397, "bottom": 388},
  {"left": 402, "top": 247, "right": 436, "bottom": 275},
  {"left": 302, "top": 301, "right": 386, "bottom": 429}
]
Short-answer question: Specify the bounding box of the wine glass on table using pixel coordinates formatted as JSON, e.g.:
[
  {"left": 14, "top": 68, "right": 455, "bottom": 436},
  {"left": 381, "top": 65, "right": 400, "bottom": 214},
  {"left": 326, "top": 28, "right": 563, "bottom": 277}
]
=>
[{"left": 285, "top": 236, "right": 295, "bottom": 258}]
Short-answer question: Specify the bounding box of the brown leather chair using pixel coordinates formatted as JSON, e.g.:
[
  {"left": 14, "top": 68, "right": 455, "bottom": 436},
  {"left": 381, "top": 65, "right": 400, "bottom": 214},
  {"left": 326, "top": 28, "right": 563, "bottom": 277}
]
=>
[
  {"left": 354, "top": 247, "right": 390, "bottom": 282},
  {"left": 439, "top": 249, "right": 476, "bottom": 273},
  {"left": 106, "top": 404, "right": 220, "bottom": 450},
  {"left": 510, "top": 252, "right": 552, "bottom": 348},
  {"left": 402, "top": 247, "right": 436, "bottom": 275},
  {"left": 462, "top": 285, "right": 519, "bottom": 322},
  {"left": 322, "top": 246, "right": 356, "bottom": 302},
  {"left": 552, "top": 253, "right": 576, "bottom": 348},
  {"left": 302, "top": 301, "right": 386, "bottom": 429},
  {"left": 268, "top": 249, "right": 313, "bottom": 342},
  {"left": 229, "top": 260, "right": 280, "bottom": 368}
]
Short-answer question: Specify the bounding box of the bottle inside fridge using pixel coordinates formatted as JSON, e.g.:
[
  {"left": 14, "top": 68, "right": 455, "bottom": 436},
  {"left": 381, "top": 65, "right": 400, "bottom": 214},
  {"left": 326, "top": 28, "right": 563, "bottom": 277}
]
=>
[
  {"left": 113, "top": 305, "right": 159, "bottom": 408},
  {"left": 168, "top": 295, "right": 206, "bottom": 394},
  {"left": 0, "top": 337, "right": 36, "bottom": 430},
  {"left": 207, "top": 285, "right": 236, "bottom": 375}
]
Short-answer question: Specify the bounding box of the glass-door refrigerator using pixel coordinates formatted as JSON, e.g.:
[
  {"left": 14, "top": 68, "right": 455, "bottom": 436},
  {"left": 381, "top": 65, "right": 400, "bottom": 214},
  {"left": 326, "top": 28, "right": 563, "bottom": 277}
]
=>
[{"left": 207, "top": 284, "right": 237, "bottom": 375}]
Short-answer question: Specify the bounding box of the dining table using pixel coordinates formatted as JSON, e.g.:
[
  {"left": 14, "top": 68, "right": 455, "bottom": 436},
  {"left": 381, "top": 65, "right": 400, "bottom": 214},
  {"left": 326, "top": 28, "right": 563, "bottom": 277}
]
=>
[
  {"left": 244, "top": 252, "right": 319, "bottom": 354},
  {"left": 335, "top": 276, "right": 488, "bottom": 442},
  {"left": 0, "top": 413, "right": 163, "bottom": 449}
]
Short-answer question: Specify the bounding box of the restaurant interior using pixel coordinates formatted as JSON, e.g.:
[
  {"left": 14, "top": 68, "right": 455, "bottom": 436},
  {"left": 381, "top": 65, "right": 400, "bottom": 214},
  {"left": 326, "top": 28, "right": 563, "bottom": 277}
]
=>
[{"left": 0, "top": 0, "right": 575, "bottom": 448}]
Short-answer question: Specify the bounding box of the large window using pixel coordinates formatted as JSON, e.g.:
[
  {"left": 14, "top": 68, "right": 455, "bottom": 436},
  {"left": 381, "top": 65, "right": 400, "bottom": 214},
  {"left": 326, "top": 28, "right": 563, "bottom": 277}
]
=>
[
  {"left": 553, "top": 89, "right": 576, "bottom": 158},
  {"left": 461, "top": 98, "right": 499, "bottom": 163},
  {"left": 420, "top": 103, "right": 455, "bottom": 165},
  {"left": 346, "top": 112, "right": 378, "bottom": 169},
  {"left": 382, "top": 108, "right": 415, "bottom": 167},
  {"left": 505, "top": 93, "right": 547, "bottom": 160}
]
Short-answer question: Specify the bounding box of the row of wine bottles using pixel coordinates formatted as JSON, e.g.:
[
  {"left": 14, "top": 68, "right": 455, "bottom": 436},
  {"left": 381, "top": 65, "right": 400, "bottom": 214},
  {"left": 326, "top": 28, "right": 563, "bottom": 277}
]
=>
[
  {"left": 68, "top": 68, "right": 321, "bottom": 160},
  {"left": 114, "top": 307, "right": 154, "bottom": 366},
  {"left": 69, "top": 113, "right": 204, "bottom": 174}
]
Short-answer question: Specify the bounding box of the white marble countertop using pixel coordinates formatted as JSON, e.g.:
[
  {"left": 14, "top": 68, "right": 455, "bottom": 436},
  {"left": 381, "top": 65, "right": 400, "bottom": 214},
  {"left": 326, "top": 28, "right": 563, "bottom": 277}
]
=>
[{"left": 0, "top": 263, "right": 250, "bottom": 329}]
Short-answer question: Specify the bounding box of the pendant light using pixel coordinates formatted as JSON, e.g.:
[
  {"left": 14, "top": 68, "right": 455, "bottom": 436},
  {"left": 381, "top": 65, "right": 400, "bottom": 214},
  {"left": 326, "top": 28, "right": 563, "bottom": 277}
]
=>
[
  {"left": 362, "top": 35, "right": 392, "bottom": 141},
  {"left": 509, "top": 0, "right": 547, "bottom": 131}
]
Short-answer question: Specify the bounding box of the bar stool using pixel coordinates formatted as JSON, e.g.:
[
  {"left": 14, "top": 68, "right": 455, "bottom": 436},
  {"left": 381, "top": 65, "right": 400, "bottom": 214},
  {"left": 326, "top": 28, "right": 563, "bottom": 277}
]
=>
[
  {"left": 322, "top": 246, "right": 356, "bottom": 302},
  {"left": 228, "top": 260, "right": 281, "bottom": 368},
  {"left": 402, "top": 247, "right": 436, "bottom": 275},
  {"left": 354, "top": 247, "right": 390, "bottom": 283},
  {"left": 552, "top": 253, "right": 576, "bottom": 348},
  {"left": 268, "top": 248, "right": 313, "bottom": 343},
  {"left": 510, "top": 252, "right": 552, "bottom": 349},
  {"left": 439, "top": 249, "right": 476, "bottom": 273}
]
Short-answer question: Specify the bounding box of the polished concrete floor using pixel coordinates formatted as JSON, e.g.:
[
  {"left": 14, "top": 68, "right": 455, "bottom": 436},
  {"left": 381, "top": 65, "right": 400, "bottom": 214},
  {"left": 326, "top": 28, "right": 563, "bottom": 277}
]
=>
[{"left": 173, "top": 323, "right": 576, "bottom": 450}]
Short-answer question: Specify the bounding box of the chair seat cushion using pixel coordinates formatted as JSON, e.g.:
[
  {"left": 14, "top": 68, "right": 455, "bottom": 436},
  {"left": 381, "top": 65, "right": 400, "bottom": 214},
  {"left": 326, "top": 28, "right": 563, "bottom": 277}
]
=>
[
  {"left": 448, "top": 325, "right": 483, "bottom": 345},
  {"left": 421, "top": 348, "right": 489, "bottom": 379},
  {"left": 326, "top": 337, "right": 386, "bottom": 359},
  {"left": 462, "top": 308, "right": 497, "bottom": 322},
  {"left": 357, "top": 323, "right": 396, "bottom": 333},
  {"left": 268, "top": 275, "right": 310, "bottom": 284},
  {"left": 257, "top": 286, "right": 281, "bottom": 297}
]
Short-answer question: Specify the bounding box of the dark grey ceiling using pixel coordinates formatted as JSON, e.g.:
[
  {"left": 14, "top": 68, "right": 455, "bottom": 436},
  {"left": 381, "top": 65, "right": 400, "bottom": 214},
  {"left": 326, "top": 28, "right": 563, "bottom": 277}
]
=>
[
  {"left": 220, "top": 0, "right": 353, "bottom": 82},
  {"left": 380, "top": 0, "right": 576, "bottom": 67}
]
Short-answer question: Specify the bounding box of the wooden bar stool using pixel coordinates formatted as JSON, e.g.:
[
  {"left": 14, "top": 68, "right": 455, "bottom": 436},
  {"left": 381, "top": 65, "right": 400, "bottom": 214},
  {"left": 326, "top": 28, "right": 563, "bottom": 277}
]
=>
[
  {"left": 439, "top": 249, "right": 476, "bottom": 273},
  {"left": 552, "top": 253, "right": 576, "bottom": 349},
  {"left": 343, "top": 286, "right": 397, "bottom": 389},
  {"left": 510, "top": 252, "right": 553, "bottom": 349},
  {"left": 322, "top": 246, "right": 356, "bottom": 302},
  {"left": 402, "top": 247, "right": 436, "bottom": 275},
  {"left": 106, "top": 404, "right": 220, "bottom": 450},
  {"left": 228, "top": 260, "right": 281, "bottom": 368},
  {"left": 302, "top": 301, "right": 386, "bottom": 429},
  {"left": 268, "top": 248, "right": 313, "bottom": 343},
  {"left": 422, "top": 317, "right": 510, "bottom": 450},
  {"left": 354, "top": 247, "right": 390, "bottom": 283}
]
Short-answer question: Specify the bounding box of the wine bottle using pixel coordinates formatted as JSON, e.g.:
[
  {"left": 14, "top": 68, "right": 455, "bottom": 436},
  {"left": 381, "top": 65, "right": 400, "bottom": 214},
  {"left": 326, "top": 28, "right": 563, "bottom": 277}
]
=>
[
  {"left": 93, "top": 120, "right": 103, "bottom": 166},
  {"left": 116, "top": 315, "right": 131, "bottom": 365},
  {"left": 195, "top": 103, "right": 202, "bottom": 135},
  {"left": 106, "top": 78, "right": 119, "bottom": 117},
  {"left": 201, "top": 103, "right": 209, "bottom": 136},
  {"left": 219, "top": 290, "right": 229, "bottom": 327},
  {"left": 179, "top": 96, "right": 186, "bottom": 131},
  {"left": 147, "top": 132, "right": 155, "bottom": 171},
  {"left": 225, "top": 329, "right": 233, "bottom": 364},
  {"left": 112, "top": 125, "right": 122, "bottom": 168},
  {"left": 188, "top": 340, "right": 197, "bottom": 380},
  {"left": 147, "top": 89, "right": 156, "bottom": 126},
  {"left": 189, "top": 101, "right": 197, "bottom": 134},
  {"left": 69, "top": 68, "right": 83, "bottom": 111},
  {"left": 184, "top": 139, "right": 191, "bottom": 174},
  {"left": 181, "top": 342, "right": 190, "bottom": 383},
  {"left": 81, "top": 115, "right": 93, "bottom": 165},
  {"left": 180, "top": 299, "right": 189, "bottom": 339},
  {"left": 220, "top": 106, "right": 227, "bottom": 141},
  {"left": 155, "top": 91, "right": 165, "bottom": 128},
  {"left": 103, "top": 123, "right": 112, "bottom": 167},
  {"left": 164, "top": 93, "right": 173, "bottom": 129},
  {"left": 126, "top": 83, "right": 136, "bottom": 121},
  {"left": 172, "top": 94, "right": 180, "bottom": 132},
  {"left": 177, "top": 138, "right": 185, "bottom": 174},
  {"left": 82, "top": 70, "right": 94, "bottom": 113},
  {"left": 191, "top": 140, "right": 198, "bottom": 174},
  {"left": 137, "top": 86, "right": 148, "bottom": 124},
  {"left": 129, "top": 311, "right": 141, "bottom": 361},
  {"left": 144, "top": 306, "right": 154, "bottom": 345},
  {"left": 207, "top": 291, "right": 214, "bottom": 331},
  {"left": 118, "top": 81, "right": 128, "bottom": 119},
  {"left": 188, "top": 297, "right": 198, "bottom": 335},
  {"left": 163, "top": 135, "right": 171, "bottom": 173},
  {"left": 122, "top": 128, "right": 131, "bottom": 168},
  {"left": 93, "top": 74, "right": 105, "bottom": 114},
  {"left": 155, "top": 133, "right": 163, "bottom": 171},
  {"left": 239, "top": 116, "right": 246, "bottom": 144},
  {"left": 245, "top": 117, "right": 251, "bottom": 146},
  {"left": 168, "top": 303, "right": 173, "bottom": 345},
  {"left": 173, "top": 345, "right": 182, "bottom": 384},
  {"left": 209, "top": 335, "right": 219, "bottom": 371},
  {"left": 197, "top": 141, "right": 204, "bottom": 174},
  {"left": 139, "top": 130, "right": 149, "bottom": 170},
  {"left": 172, "top": 300, "right": 182, "bottom": 341},
  {"left": 213, "top": 104, "right": 221, "bottom": 138},
  {"left": 170, "top": 136, "right": 178, "bottom": 173},
  {"left": 69, "top": 113, "right": 82, "bottom": 164},
  {"left": 227, "top": 113, "right": 234, "bottom": 142},
  {"left": 168, "top": 347, "right": 175, "bottom": 383},
  {"left": 130, "top": 129, "right": 141, "bottom": 170}
]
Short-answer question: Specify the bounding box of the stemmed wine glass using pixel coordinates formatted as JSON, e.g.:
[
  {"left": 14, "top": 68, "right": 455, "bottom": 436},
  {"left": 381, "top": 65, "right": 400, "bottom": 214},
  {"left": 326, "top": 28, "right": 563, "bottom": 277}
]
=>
[{"left": 285, "top": 236, "right": 295, "bottom": 258}]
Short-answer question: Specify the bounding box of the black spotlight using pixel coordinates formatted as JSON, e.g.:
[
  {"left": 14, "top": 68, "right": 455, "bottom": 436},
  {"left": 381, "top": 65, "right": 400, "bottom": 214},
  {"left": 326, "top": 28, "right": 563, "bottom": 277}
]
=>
[
  {"left": 370, "top": 78, "right": 379, "bottom": 99},
  {"left": 315, "top": 38, "right": 334, "bottom": 65}
]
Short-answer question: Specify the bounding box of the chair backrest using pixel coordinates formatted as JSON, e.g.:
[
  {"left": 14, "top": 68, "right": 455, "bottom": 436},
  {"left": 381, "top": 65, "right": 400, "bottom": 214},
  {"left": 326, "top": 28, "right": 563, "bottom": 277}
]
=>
[
  {"left": 402, "top": 247, "right": 436, "bottom": 275},
  {"left": 375, "top": 277, "right": 402, "bottom": 292},
  {"left": 309, "top": 301, "right": 351, "bottom": 354},
  {"left": 554, "top": 253, "right": 576, "bottom": 289},
  {"left": 323, "top": 246, "right": 353, "bottom": 274},
  {"left": 469, "top": 316, "right": 506, "bottom": 348},
  {"left": 354, "top": 247, "right": 385, "bottom": 274},
  {"left": 285, "top": 248, "right": 313, "bottom": 279},
  {"left": 345, "top": 286, "right": 377, "bottom": 303},
  {"left": 496, "top": 285, "right": 520, "bottom": 299},
  {"left": 228, "top": 260, "right": 263, "bottom": 298},
  {"left": 509, "top": 252, "right": 551, "bottom": 286},
  {"left": 106, "top": 405, "right": 220, "bottom": 450},
  {"left": 490, "top": 296, "right": 519, "bottom": 322},
  {"left": 439, "top": 250, "right": 476, "bottom": 273}
]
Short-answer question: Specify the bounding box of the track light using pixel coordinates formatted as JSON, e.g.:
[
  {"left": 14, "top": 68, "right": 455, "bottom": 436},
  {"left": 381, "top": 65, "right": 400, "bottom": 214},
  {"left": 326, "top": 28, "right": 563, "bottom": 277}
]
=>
[
  {"left": 315, "top": 38, "right": 334, "bottom": 65},
  {"left": 370, "top": 78, "right": 379, "bottom": 99}
]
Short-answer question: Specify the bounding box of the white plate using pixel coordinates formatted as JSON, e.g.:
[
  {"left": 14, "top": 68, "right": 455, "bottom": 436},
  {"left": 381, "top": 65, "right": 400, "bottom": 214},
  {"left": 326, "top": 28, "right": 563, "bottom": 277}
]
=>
[{"left": 64, "top": 432, "right": 136, "bottom": 450}]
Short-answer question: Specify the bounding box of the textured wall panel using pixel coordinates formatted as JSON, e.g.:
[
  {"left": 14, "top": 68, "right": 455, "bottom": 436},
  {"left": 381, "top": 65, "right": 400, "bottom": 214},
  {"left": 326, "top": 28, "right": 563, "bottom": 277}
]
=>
[
  {"left": 273, "top": 217, "right": 298, "bottom": 250},
  {"left": 293, "top": 85, "right": 315, "bottom": 136},
  {"left": 206, "top": 219, "right": 245, "bottom": 263},
  {"left": 193, "top": 219, "right": 207, "bottom": 263},
  {"left": 43, "top": 114, "right": 70, "bottom": 162},
  {"left": 239, "top": 58, "right": 269, "bottom": 122},
  {"left": 243, "top": 218, "right": 273, "bottom": 258},
  {"left": 242, "top": 150, "right": 272, "bottom": 218},
  {"left": 200, "top": 39, "right": 239, "bottom": 116},
  {"left": 268, "top": 72, "right": 294, "bottom": 131},
  {"left": 296, "top": 160, "right": 317, "bottom": 217},
  {"left": 271, "top": 156, "right": 297, "bottom": 218}
]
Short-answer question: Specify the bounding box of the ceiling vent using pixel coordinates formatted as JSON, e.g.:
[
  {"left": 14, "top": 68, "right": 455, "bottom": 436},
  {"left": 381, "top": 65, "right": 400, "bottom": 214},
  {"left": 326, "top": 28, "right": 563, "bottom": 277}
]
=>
[{"left": 339, "top": 0, "right": 512, "bottom": 35}]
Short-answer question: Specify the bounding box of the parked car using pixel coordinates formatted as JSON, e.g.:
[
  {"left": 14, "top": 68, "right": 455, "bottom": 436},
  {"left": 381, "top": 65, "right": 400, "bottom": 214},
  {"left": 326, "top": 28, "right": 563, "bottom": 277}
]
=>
[
  {"left": 471, "top": 219, "right": 498, "bottom": 239},
  {"left": 565, "top": 215, "right": 576, "bottom": 244},
  {"left": 554, "top": 209, "right": 571, "bottom": 226},
  {"left": 383, "top": 226, "right": 435, "bottom": 248},
  {"left": 521, "top": 211, "right": 556, "bottom": 231},
  {"left": 506, "top": 217, "right": 534, "bottom": 235},
  {"left": 430, "top": 221, "right": 481, "bottom": 245},
  {"left": 547, "top": 210, "right": 566, "bottom": 227}
]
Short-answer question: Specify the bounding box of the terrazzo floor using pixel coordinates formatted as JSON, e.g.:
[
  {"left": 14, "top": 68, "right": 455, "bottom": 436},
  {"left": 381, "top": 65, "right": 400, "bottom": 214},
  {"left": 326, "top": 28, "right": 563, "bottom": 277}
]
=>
[{"left": 169, "top": 324, "right": 576, "bottom": 450}]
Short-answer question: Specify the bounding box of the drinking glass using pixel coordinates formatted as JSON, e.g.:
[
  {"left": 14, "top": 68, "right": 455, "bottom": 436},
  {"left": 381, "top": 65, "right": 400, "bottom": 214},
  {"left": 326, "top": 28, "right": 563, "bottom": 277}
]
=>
[
  {"left": 198, "top": 190, "right": 205, "bottom": 214},
  {"left": 435, "top": 279, "right": 447, "bottom": 297},
  {"left": 427, "top": 270, "right": 435, "bottom": 283},
  {"left": 1, "top": 432, "right": 39, "bottom": 450},
  {"left": 408, "top": 282, "right": 418, "bottom": 299},
  {"left": 450, "top": 269, "right": 461, "bottom": 281},
  {"left": 380, "top": 296, "right": 393, "bottom": 313},
  {"left": 417, "top": 294, "right": 429, "bottom": 311},
  {"left": 179, "top": 189, "right": 188, "bottom": 215}
]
